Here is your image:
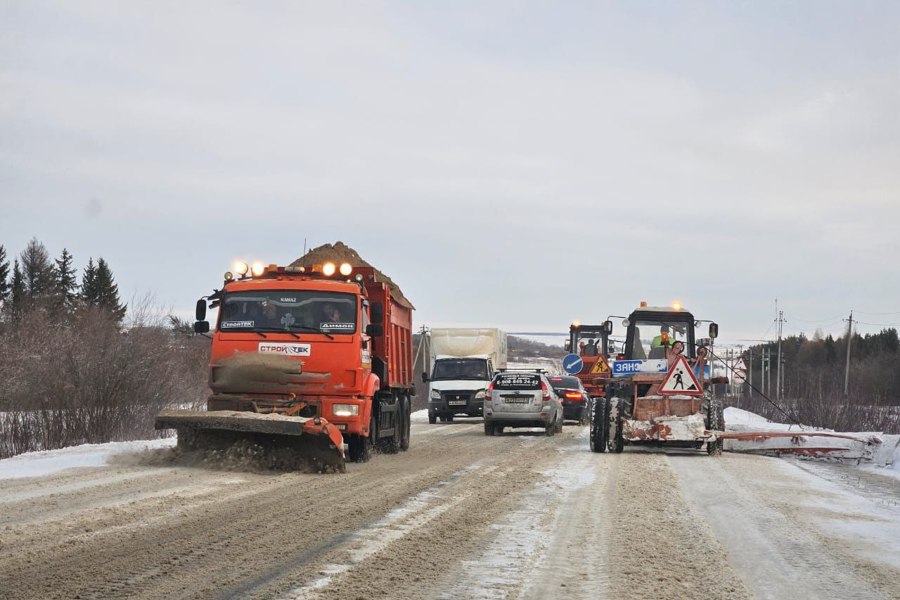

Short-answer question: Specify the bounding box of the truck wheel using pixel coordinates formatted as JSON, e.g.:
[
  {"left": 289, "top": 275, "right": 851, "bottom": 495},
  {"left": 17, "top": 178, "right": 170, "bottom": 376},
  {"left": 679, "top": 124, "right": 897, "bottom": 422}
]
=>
[
  {"left": 484, "top": 420, "right": 495, "bottom": 436},
  {"left": 347, "top": 433, "right": 371, "bottom": 463},
  {"left": 428, "top": 409, "right": 436, "bottom": 425},
  {"left": 400, "top": 396, "right": 411, "bottom": 451}
]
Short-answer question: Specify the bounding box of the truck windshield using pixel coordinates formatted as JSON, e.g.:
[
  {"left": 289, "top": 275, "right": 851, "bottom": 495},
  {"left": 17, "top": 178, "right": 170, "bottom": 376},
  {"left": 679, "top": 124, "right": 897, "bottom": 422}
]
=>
[
  {"left": 432, "top": 359, "right": 489, "bottom": 381},
  {"left": 218, "top": 290, "right": 357, "bottom": 335}
]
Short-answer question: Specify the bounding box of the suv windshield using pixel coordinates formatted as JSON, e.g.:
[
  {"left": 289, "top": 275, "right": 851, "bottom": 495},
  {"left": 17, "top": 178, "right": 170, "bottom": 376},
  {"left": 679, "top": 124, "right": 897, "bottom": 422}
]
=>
[
  {"left": 219, "top": 290, "right": 356, "bottom": 335},
  {"left": 432, "top": 359, "right": 489, "bottom": 381},
  {"left": 493, "top": 373, "right": 542, "bottom": 390}
]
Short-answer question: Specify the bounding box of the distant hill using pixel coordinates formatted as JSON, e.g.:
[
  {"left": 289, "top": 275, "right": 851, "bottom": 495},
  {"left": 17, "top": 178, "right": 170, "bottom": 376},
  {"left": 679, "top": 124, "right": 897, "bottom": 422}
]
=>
[{"left": 508, "top": 335, "right": 566, "bottom": 360}]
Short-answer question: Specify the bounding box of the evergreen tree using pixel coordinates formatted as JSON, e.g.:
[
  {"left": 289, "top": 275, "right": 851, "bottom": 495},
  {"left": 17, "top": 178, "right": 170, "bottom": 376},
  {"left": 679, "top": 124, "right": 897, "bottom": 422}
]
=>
[
  {"left": 20, "top": 237, "right": 54, "bottom": 302},
  {"left": 52, "top": 248, "right": 79, "bottom": 315},
  {"left": 9, "top": 258, "right": 26, "bottom": 318},
  {"left": 0, "top": 244, "right": 9, "bottom": 305},
  {"left": 94, "top": 258, "right": 127, "bottom": 322},
  {"left": 81, "top": 258, "right": 99, "bottom": 305}
]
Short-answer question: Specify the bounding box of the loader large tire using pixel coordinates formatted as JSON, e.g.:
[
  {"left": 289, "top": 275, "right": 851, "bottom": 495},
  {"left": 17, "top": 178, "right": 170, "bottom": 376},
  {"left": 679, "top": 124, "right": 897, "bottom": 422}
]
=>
[
  {"left": 590, "top": 398, "right": 609, "bottom": 453},
  {"left": 610, "top": 398, "right": 624, "bottom": 453},
  {"left": 707, "top": 400, "right": 724, "bottom": 456}
]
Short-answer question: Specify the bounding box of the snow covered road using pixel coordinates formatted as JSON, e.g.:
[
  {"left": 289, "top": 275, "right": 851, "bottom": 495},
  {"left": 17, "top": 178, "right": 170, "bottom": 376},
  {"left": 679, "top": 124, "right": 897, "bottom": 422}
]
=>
[{"left": 1, "top": 416, "right": 899, "bottom": 599}]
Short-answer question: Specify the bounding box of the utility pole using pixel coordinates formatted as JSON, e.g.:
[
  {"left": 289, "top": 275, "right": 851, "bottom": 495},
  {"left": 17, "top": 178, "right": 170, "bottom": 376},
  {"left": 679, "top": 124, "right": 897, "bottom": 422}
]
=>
[
  {"left": 844, "top": 311, "right": 853, "bottom": 397},
  {"left": 748, "top": 348, "right": 753, "bottom": 402},
  {"left": 765, "top": 347, "right": 771, "bottom": 397},
  {"left": 776, "top": 310, "right": 785, "bottom": 402}
]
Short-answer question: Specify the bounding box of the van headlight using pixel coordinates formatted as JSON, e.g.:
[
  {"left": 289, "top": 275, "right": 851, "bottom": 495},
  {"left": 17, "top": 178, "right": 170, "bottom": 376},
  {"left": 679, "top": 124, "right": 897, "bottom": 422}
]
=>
[
  {"left": 333, "top": 404, "right": 359, "bottom": 417},
  {"left": 430, "top": 389, "right": 441, "bottom": 400}
]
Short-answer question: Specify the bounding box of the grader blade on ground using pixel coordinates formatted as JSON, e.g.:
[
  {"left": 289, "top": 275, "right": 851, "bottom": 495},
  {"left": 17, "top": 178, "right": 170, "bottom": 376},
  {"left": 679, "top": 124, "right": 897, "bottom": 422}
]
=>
[{"left": 155, "top": 409, "right": 346, "bottom": 473}]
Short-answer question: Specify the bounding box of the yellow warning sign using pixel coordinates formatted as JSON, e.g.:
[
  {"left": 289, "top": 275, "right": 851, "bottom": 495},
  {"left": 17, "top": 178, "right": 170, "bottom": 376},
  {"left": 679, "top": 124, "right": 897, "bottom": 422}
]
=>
[{"left": 590, "top": 356, "right": 611, "bottom": 374}]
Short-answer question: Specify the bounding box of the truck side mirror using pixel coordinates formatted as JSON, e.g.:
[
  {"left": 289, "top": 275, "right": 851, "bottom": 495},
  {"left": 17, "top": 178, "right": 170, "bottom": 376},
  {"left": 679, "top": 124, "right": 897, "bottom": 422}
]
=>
[
  {"left": 421, "top": 372, "right": 429, "bottom": 383},
  {"left": 604, "top": 320, "right": 613, "bottom": 335},
  {"left": 194, "top": 321, "right": 210, "bottom": 334},
  {"left": 366, "top": 323, "right": 384, "bottom": 337},
  {"left": 564, "top": 341, "right": 571, "bottom": 352},
  {"left": 709, "top": 323, "right": 719, "bottom": 339},
  {"left": 195, "top": 298, "right": 207, "bottom": 321},
  {"left": 370, "top": 301, "right": 384, "bottom": 323}
]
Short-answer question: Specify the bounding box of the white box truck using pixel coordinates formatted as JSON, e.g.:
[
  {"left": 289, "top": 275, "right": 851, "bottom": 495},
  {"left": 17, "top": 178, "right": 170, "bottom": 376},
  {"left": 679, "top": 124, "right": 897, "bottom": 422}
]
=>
[{"left": 425, "top": 328, "right": 508, "bottom": 424}]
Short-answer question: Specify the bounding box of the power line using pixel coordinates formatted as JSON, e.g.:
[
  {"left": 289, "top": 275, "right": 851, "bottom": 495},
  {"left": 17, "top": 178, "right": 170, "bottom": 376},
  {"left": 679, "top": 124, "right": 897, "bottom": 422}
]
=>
[{"left": 788, "top": 313, "right": 846, "bottom": 324}]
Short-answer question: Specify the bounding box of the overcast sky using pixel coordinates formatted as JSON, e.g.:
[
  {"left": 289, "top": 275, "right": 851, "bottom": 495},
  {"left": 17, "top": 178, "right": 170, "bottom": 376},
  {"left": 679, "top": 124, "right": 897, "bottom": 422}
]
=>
[{"left": 1, "top": 1, "right": 898, "bottom": 346}]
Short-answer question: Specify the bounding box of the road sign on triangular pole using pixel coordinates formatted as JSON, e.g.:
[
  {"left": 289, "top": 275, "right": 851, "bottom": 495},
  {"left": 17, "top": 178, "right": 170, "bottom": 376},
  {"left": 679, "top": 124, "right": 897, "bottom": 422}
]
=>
[{"left": 659, "top": 355, "right": 703, "bottom": 396}]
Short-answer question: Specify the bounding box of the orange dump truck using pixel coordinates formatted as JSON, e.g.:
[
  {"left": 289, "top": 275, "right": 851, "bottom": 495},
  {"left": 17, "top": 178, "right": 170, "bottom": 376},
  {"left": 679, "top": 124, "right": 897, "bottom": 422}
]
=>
[{"left": 156, "top": 255, "right": 414, "bottom": 471}]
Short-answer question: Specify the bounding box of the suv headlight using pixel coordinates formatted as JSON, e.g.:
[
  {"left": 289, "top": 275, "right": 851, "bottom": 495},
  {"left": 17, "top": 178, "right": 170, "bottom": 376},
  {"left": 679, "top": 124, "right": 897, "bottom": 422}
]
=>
[
  {"left": 333, "top": 404, "right": 359, "bottom": 417},
  {"left": 430, "top": 389, "right": 441, "bottom": 400},
  {"left": 474, "top": 390, "right": 485, "bottom": 400}
]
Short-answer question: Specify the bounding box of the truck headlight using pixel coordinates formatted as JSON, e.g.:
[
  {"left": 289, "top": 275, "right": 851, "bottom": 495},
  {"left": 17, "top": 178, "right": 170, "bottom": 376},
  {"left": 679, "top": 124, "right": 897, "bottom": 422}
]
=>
[
  {"left": 474, "top": 390, "right": 485, "bottom": 400},
  {"left": 430, "top": 389, "right": 441, "bottom": 400},
  {"left": 333, "top": 404, "right": 359, "bottom": 417}
]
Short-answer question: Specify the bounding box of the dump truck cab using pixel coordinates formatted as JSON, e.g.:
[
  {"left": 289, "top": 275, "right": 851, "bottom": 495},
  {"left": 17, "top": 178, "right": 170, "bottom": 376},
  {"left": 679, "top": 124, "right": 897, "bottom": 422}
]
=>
[
  {"left": 157, "top": 258, "right": 414, "bottom": 469},
  {"left": 590, "top": 302, "right": 725, "bottom": 455}
]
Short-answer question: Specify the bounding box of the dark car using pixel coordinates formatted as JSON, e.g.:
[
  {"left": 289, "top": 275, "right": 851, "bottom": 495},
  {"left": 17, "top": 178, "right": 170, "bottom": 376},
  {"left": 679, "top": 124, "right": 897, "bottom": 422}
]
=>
[{"left": 548, "top": 375, "right": 590, "bottom": 424}]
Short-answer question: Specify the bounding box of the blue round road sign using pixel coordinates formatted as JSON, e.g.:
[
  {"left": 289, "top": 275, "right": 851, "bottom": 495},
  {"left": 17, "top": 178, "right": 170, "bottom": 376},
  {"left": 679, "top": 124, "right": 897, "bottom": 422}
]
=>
[{"left": 562, "top": 353, "right": 584, "bottom": 375}]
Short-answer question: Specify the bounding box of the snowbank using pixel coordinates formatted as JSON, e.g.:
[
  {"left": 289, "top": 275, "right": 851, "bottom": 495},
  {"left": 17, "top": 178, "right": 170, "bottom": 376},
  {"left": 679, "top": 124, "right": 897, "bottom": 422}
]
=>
[{"left": 0, "top": 438, "right": 176, "bottom": 481}]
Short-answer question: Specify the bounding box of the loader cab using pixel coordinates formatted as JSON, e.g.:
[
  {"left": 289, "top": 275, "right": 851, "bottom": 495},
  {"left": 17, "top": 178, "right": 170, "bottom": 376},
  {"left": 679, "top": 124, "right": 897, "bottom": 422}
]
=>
[
  {"left": 568, "top": 321, "right": 613, "bottom": 358},
  {"left": 622, "top": 308, "right": 696, "bottom": 360}
]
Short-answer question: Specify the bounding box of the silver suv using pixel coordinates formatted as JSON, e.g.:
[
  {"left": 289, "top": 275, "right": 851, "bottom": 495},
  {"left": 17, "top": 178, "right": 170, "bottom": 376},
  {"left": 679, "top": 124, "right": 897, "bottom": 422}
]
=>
[{"left": 483, "top": 370, "right": 563, "bottom": 436}]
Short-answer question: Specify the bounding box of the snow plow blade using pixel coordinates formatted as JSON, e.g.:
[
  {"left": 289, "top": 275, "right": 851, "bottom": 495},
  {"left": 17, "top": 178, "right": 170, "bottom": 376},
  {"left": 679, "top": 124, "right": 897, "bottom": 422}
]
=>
[{"left": 155, "top": 409, "right": 346, "bottom": 472}]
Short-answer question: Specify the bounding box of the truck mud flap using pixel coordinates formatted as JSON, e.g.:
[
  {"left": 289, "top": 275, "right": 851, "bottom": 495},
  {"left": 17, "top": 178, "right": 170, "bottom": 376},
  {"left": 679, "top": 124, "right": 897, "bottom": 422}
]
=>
[{"left": 155, "top": 409, "right": 346, "bottom": 473}]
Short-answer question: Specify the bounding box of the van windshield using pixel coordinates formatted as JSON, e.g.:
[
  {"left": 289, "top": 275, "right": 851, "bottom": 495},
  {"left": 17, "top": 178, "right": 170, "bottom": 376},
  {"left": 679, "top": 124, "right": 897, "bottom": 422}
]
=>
[
  {"left": 432, "top": 359, "right": 489, "bottom": 381},
  {"left": 218, "top": 290, "right": 356, "bottom": 335}
]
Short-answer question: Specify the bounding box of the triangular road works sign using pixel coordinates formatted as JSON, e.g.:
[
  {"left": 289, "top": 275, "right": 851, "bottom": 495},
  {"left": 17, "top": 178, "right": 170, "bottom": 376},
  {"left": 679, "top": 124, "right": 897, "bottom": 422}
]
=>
[
  {"left": 590, "top": 355, "right": 611, "bottom": 374},
  {"left": 659, "top": 355, "right": 703, "bottom": 396}
]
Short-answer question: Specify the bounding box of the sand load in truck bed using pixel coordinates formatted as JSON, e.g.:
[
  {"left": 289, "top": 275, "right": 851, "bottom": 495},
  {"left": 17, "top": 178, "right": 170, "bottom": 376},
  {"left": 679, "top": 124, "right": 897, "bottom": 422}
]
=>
[{"left": 290, "top": 241, "right": 414, "bottom": 309}]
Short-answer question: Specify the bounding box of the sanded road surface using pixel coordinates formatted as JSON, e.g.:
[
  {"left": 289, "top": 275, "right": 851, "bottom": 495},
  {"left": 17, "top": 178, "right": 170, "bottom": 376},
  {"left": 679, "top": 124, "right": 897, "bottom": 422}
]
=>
[{"left": 2, "top": 418, "right": 899, "bottom": 599}]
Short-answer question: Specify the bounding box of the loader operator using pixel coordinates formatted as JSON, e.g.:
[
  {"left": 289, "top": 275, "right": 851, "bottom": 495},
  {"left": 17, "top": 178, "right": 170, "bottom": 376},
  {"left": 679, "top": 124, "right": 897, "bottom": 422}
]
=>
[{"left": 649, "top": 325, "right": 676, "bottom": 359}]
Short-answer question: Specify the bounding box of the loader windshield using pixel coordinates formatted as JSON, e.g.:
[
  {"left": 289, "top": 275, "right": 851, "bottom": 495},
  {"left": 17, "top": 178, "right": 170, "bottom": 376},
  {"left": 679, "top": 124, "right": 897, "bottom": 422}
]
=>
[
  {"left": 218, "top": 290, "right": 357, "bottom": 335},
  {"left": 629, "top": 316, "right": 692, "bottom": 360}
]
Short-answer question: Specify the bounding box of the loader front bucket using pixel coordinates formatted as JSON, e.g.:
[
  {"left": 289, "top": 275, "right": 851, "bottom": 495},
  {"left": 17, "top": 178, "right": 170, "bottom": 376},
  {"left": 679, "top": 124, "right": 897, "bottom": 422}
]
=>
[{"left": 155, "top": 409, "right": 346, "bottom": 473}]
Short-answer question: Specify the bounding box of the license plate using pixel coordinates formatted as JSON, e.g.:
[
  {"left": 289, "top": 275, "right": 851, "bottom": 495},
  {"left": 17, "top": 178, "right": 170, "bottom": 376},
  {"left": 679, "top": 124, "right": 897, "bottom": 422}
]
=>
[
  {"left": 449, "top": 400, "right": 467, "bottom": 405},
  {"left": 503, "top": 397, "right": 529, "bottom": 404}
]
